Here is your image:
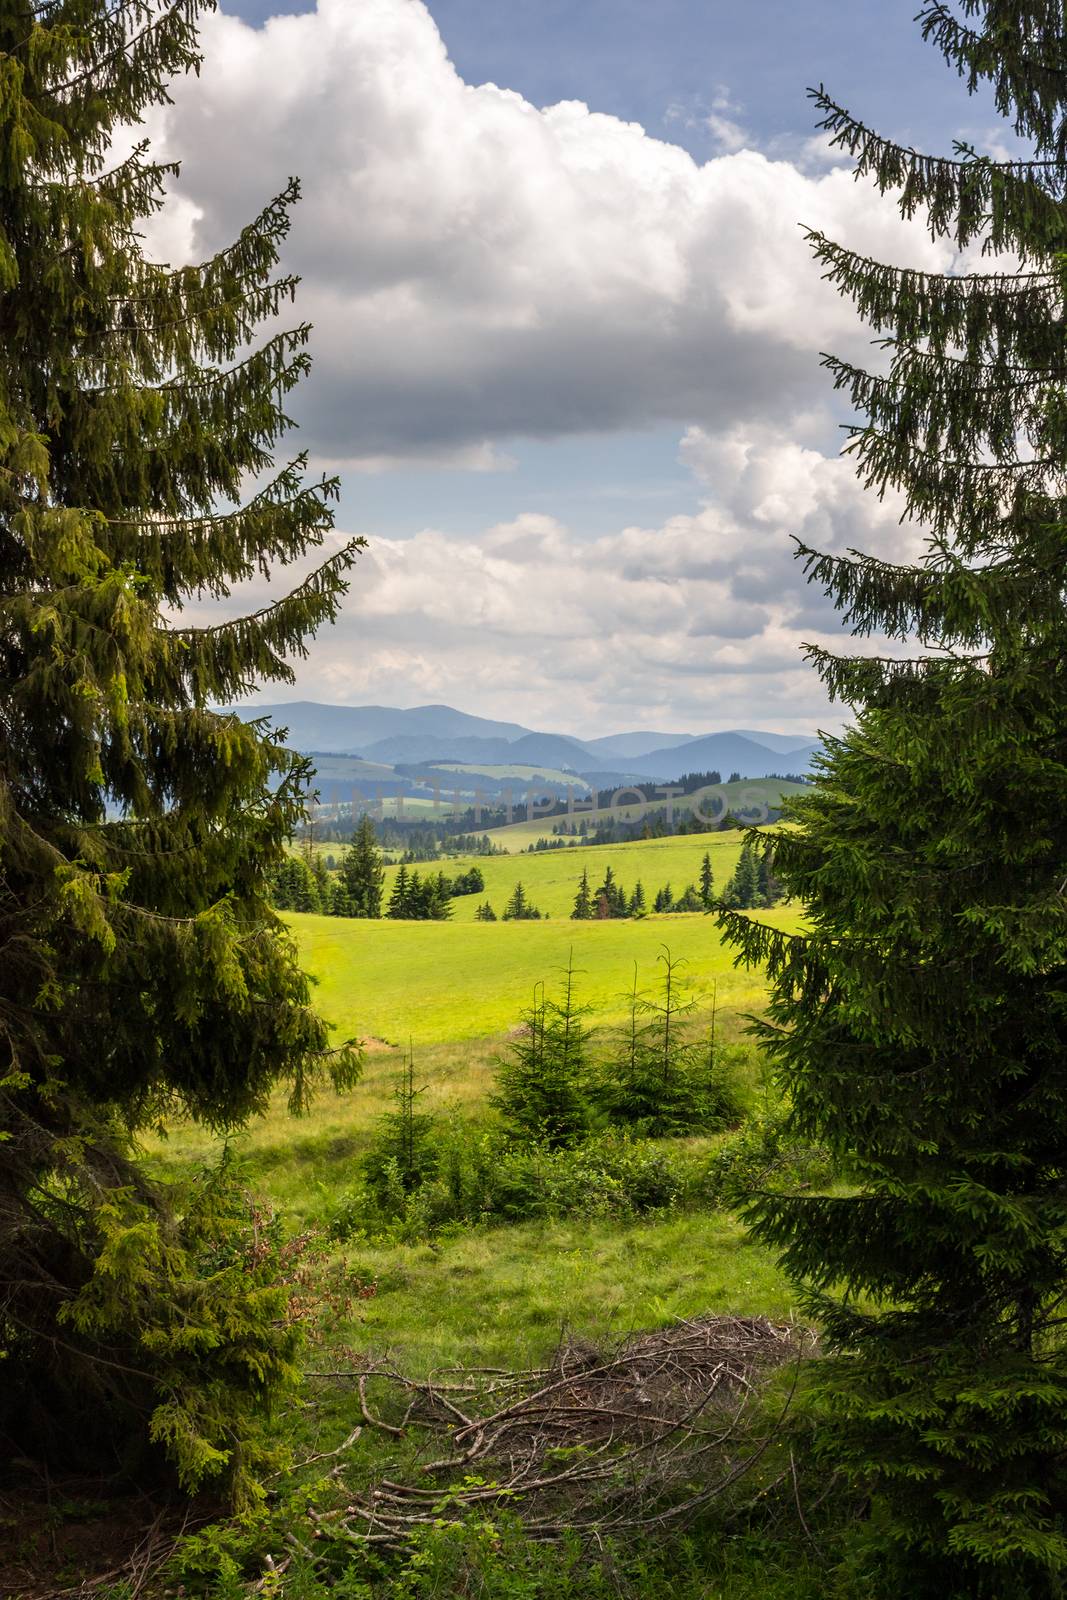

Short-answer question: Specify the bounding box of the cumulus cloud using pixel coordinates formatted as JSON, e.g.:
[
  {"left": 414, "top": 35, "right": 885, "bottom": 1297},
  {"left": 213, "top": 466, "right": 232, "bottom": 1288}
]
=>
[
  {"left": 143, "top": 0, "right": 944, "bottom": 731},
  {"left": 185, "top": 429, "right": 918, "bottom": 737},
  {"left": 145, "top": 0, "right": 953, "bottom": 469}
]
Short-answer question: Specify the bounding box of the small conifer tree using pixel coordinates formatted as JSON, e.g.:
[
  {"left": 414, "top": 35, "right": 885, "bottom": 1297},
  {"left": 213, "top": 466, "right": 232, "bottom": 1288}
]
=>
[
  {"left": 386, "top": 863, "right": 411, "bottom": 919},
  {"left": 492, "top": 962, "right": 592, "bottom": 1148},
  {"left": 364, "top": 1045, "right": 437, "bottom": 1199},
  {"left": 699, "top": 852, "right": 715, "bottom": 909},
  {"left": 571, "top": 867, "right": 593, "bottom": 920}
]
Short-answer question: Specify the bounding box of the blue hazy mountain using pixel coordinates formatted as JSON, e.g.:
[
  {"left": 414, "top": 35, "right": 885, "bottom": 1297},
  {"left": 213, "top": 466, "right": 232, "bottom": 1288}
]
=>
[{"left": 222, "top": 701, "right": 819, "bottom": 778}]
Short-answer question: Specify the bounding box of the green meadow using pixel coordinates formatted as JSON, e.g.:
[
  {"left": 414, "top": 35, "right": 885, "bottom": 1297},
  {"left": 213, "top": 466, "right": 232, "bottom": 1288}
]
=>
[
  {"left": 383, "top": 828, "right": 763, "bottom": 920},
  {"left": 297, "top": 901, "right": 797, "bottom": 1048}
]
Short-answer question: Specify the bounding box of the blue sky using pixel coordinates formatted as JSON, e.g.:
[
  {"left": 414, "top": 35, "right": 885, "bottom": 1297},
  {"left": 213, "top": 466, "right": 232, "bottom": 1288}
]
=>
[{"left": 151, "top": 1, "right": 1004, "bottom": 735}]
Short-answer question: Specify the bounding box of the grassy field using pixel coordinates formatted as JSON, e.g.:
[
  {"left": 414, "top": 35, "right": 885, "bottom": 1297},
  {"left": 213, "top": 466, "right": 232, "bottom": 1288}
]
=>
[
  {"left": 137, "top": 886, "right": 821, "bottom": 1598},
  {"left": 295, "top": 901, "right": 798, "bottom": 1048},
  {"left": 484, "top": 776, "right": 808, "bottom": 852},
  {"left": 386, "top": 828, "right": 762, "bottom": 920}
]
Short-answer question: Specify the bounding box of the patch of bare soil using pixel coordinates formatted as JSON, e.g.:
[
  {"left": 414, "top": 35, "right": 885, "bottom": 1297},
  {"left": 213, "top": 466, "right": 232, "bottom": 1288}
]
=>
[{"left": 0, "top": 1477, "right": 211, "bottom": 1600}]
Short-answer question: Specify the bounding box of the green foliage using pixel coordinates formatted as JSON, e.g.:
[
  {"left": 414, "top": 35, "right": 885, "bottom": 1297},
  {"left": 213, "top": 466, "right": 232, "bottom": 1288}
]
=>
[
  {"left": 22, "top": 1154, "right": 302, "bottom": 1503},
  {"left": 502, "top": 881, "right": 543, "bottom": 921},
  {"left": 0, "top": 0, "right": 362, "bottom": 1491},
  {"left": 363, "top": 1049, "right": 438, "bottom": 1200},
  {"left": 340, "top": 815, "right": 385, "bottom": 918},
  {"left": 596, "top": 950, "right": 743, "bottom": 1137},
  {"left": 720, "top": 7, "right": 1067, "bottom": 1593},
  {"left": 702, "top": 1105, "right": 836, "bottom": 1210},
  {"left": 492, "top": 958, "right": 594, "bottom": 1149},
  {"left": 571, "top": 867, "right": 593, "bottom": 920},
  {"left": 386, "top": 863, "right": 453, "bottom": 920},
  {"left": 327, "top": 1126, "right": 693, "bottom": 1240},
  {"left": 699, "top": 852, "right": 714, "bottom": 909}
]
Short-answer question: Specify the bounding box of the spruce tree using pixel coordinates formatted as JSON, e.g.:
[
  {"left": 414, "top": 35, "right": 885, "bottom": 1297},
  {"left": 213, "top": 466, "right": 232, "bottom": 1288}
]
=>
[
  {"left": 598, "top": 947, "right": 730, "bottom": 1135},
  {"left": 699, "top": 851, "right": 714, "bottom": 909},
  {"left": 492, "top": 961, "right": 592, "bottom": 1149},
  {"left": 571, "top": 866, "right": 593, "bottom": 920},
  {"left": 0, "top": 0, "right": 361, "bottom": 1492},
  {"left": 387, "top": 863, "right": 410, "bottom": 918},
  {"left": 721, "top": 8, "right": 1067, "bottom": 1592},
  {"left": 503, "top": 880, "right": 540, "bottom": 920},
  {"left": 364, "top": 1045, "right": 437, "bottom": 1199},
  {"left": 341, "top": 813, "right": 384, "bottom": 918},
  {"left": 724, "top": 837, "right": 761, "bottom": 910}
]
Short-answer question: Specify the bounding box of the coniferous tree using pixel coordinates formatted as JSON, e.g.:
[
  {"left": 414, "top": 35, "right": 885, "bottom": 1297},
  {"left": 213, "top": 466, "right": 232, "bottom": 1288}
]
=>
[
  {"left": 699, "top": 852, "right": 715, "bottom": 909},
  {"left": 341, "top": 814, "right": 384, "bottom": 918},
  {"left": 595, "top": 864, "right": 627, "bottom": 918},
  {"left": 653, "top": 883, "right": 674, "bottom": 913},
  {"left": 503, "top": 881, "right": 541, "bottom": 920},
  {"left": 571, "top": 867, "right": 593, "bottom": 920},
  {"left": 629, "top": 879, "right": 647, "bottom": 917},
  {"left": 364, "top": 1045, "right": 437, "bottom": 1199},
  {"left": 492, "top": 962, "right": 592, "bottom": 1148},
  {"left": 475, "top": 900, "right": 497, "bottom": 922},
  {"left": 387, "top": 863, "right": 411, "bottom": 919},
  {"left": 597, "top": 948, "right": 734, "bottom": 1136},
  {"left": 0, "top": 0, "right": 361, "bottom": 1493},
  {"left": 311, "top": 852, "right": 332, "bottom": 913},
  {"left": 721, "top": 10, "right": 1067, "bottom": 1591},
  {"left": 723, "top": 837, "right": 760, "bottom": 909}
]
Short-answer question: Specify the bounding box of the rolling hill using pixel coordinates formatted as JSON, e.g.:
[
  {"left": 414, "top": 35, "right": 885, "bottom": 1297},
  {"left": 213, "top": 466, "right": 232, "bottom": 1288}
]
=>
[{"left": 222, "top": 700, "right": 822, "bottom": 779}]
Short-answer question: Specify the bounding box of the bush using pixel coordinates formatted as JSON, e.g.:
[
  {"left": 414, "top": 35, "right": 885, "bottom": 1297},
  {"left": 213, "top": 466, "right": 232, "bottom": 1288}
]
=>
[
  {"left": 323, "top": 1128, "right": 693, "bottom": 1241},
  {"left": 702, "top": 1108, "right": 835, "bottom": 1209}
]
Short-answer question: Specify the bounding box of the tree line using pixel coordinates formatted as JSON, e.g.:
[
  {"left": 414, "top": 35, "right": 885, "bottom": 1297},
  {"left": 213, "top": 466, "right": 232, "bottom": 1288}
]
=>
[{"left": 568, "top": 843, "right": 781, "bottom": 920}]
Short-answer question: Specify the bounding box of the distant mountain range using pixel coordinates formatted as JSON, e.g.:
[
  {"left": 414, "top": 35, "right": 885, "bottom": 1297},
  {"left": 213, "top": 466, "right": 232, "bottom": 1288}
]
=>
[{"left": 222, "top": 701, "right": 821, "bottom": 781}]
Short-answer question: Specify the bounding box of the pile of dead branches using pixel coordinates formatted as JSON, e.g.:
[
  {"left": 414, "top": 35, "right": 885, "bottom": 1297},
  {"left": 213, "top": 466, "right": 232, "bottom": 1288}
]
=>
[{"left": 307, "top": 1314, "right": 814, "bottom": 1548}]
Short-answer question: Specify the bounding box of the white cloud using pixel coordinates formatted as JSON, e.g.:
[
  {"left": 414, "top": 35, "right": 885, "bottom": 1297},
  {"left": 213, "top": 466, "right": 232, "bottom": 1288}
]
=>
[
  {"left": 144, "top": 0, "right": 954, "bottom": 468},
  {"left": 141, "top": 0, "right": 946, "bottom": 731},
  {"left": 189, "top": 430, "right": 919, "bottom": 737}
]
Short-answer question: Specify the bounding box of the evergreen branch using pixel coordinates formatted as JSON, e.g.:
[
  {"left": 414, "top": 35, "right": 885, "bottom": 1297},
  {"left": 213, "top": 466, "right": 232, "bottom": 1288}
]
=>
[
  {"left": 104, "top": 454, "right": 332, "bottom": 529},
  {"left": 806, "top": 231, "right": 1062, "bottom": 361},
  {"left": 104, "top": 180, "right": 299, "bottom": 303},
  {"left": 801, "top": 643, "right": 990, "bottom": 705},
  {"left": 82, "top": 324, "right": 312, "bottom": 397},
  {"left": 812, "top": 87, "right": 1067, "bottom": 256},
  {"left": 842, "top": 424, "right": 1067, "bottom": 542},
  {"left": 821, "top": 350, "right": 1055, "bottom": 462},
  {"left": 45, "top": 0, "right": 205, "bottom": 99},
  {"left": 919, "top": 2, "right": 1067, "bottom": 161},
  {"left": 796, "top": 537, "right": 1067, "bottom": 646}
]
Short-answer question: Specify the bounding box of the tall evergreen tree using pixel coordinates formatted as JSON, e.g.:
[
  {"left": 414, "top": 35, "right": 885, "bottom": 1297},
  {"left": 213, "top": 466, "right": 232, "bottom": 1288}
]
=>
[
  {"left": 723, "top": 836, "right": 761, "bottom": 910},
  {"left": 721, "top": 9, "right": 1067, "bottom": 1592},
  {"left": 571, "top": 866, "right": 593, "bottom": 920},
  {"left": 699, "top": 852, "right": 714, "bottom": 909},
  {"left": 387, "top": 863, "right": 411, "bottom": 919},
  {"left": 0, "top": 0, "right": 361, "bottom": 1493},
  {"left": 341, "top": 813, "right": 384, "bottom": 918}
]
